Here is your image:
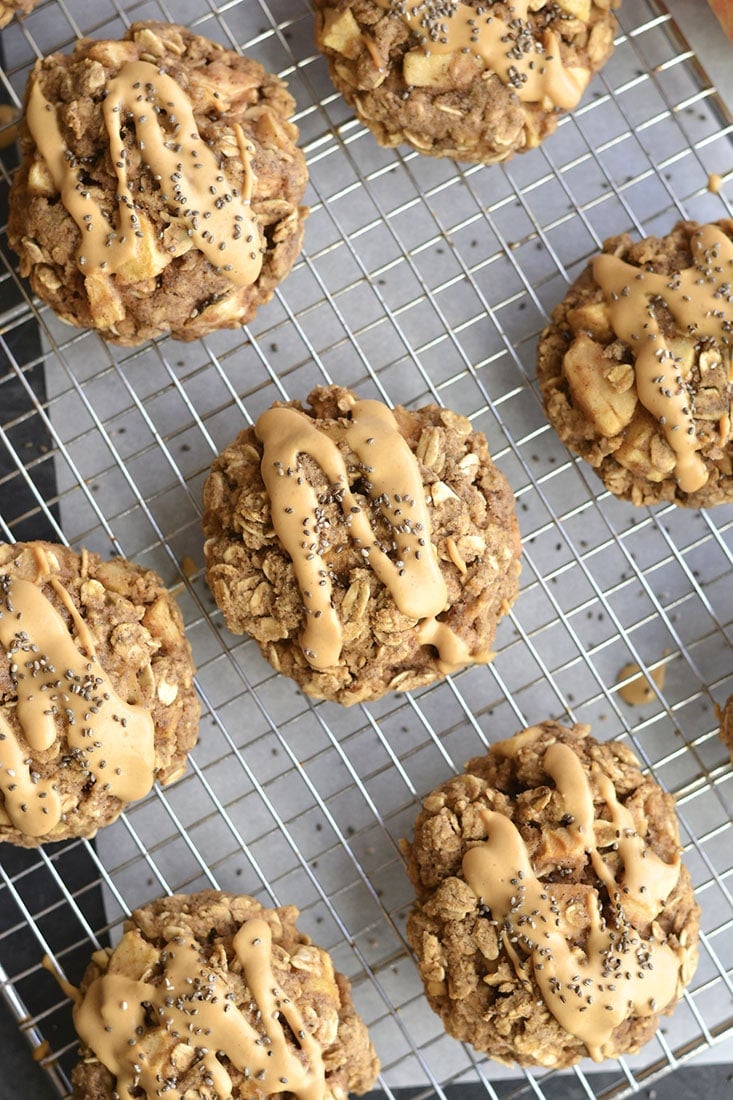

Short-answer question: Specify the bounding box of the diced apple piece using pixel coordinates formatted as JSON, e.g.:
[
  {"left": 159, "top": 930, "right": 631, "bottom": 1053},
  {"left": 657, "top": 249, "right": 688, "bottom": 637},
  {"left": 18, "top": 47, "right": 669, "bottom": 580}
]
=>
[
  {"left": 563, "top": 333, "right": 637, "bottom": 435},
  {"left": 113, "top": 212, "right": 172, "bottom": 285},
  {"left": 667, "top": 337, "right": 695, "bottom": 379},
  {"left": 142, "top": 595, "right": 182, "bottom": 648},
  {"left": 87, "top": 40, "right": 138, "bottom": 68},
  {"left": 28, "top": 159, "right": 56, "bottom": 196},
  {"left": 321, "top": 8, "right": 363, "bottom": 59},
  {"left": 85, "top": 271, "right": 127, "bottom": 327},
  {"left": 693, "top": 387, "right": 728, "bottom": 419},
  {"left": 614, "top": 412, "right": 666, "bottom": 481},
  {"left": 557, "top": 0, "right": 591, "bottom": 19},
  {"left": 107, "top": 930, "right": 160, "bottom": 980},
  {"left": 567, "top": 300, "right": 614, "bottom": 342},
  {"left": 199, "top": 291, "right": 244, "bottom": 326},
  {"left": 403, "top": 49, "right": 455, "bottom": 89}
]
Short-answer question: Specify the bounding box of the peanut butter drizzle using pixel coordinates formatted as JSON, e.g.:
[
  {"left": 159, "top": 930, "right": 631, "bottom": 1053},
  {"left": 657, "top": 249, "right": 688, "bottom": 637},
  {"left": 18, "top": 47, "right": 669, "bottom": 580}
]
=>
[
  {"left": 417, "top": 618, "right": 494, "bottom": 675},
  {"left": 376, "top": 0, "right": 590, "bottom": 110},
  {"left": 256, "top": 401, "right": 481, "bottom": 672},
  {"left": 0, "top": 573, "right": 156, "bottom": 838},
  {"left": 462, "top": 739, "right": 683, "bottom": 1061},
  {"left": 26, "top": 59, "right": 262, "bottom": 286},
  {"left": 593, "top": 224, "right": 733, "bottom": 494},
  {"left": 42, "top": 953, "right": 81, "bottom": 1006},
  {"left": 616, "top": 661, "right": 666, "bottom": 706},
  {"left": 73, "top": 918, "right": 326, "bottom": 1100}
]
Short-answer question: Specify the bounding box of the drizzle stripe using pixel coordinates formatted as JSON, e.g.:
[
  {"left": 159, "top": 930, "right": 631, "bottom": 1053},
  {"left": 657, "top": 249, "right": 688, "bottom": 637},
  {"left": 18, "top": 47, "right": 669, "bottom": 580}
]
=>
[
  {"left": 0, "top": 573, "right": 156, "bottom": 837},
  {"left": 255, "top": 401, "right": 456, "bottom": 670},
  {"left": 26, "top": 58, "right": 262, "bottom": 287},
  {"left": 593, "top": 224, "right": 733, "bottom": 493},
  {"left": 373, "top": 0, "right": 590, "bottom": 110},
  {"left": 72, "top": 917, "right": 326, "bottom": 1100},
  {"left": 462, "top": 739, "right": 683, "bottom": 1061}
]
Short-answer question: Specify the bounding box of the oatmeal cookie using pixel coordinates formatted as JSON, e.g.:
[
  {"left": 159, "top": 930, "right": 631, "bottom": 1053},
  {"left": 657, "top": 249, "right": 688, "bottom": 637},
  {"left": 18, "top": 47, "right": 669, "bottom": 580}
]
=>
[
  {"left": 68, "top": 890, "right": 380, "bottom": 1099},
  {"left": 719, "top": 693, "right": 733, "bottom": 763},
  {"left": 8, "top": 21, "right": 308, "bottom": 345},
  {"left": 313, "top": 0, "right": 618, "bottom": 164},
  {"left": 402, "top": 721, "right": 699, "bottom": 1067},
  {"left": 0, "top": 541, "right": 199, "bottom": 847},
  {"left": 537, "top": 220, "right": 733, "bottom": 507},
  {"left": 202, "top": 385, "right": 521, "bottom": 705},
  {"left": 0, "top": 0, "right": 38, "bottom": 28}
]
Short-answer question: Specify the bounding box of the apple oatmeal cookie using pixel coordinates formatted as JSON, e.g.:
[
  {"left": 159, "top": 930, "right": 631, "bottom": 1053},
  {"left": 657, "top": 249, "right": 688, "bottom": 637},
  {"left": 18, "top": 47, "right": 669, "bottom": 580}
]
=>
[
  {"left": 202, "top": 385, "right": 521, "bottom": 705},
  {"left": 67, "top": 890, "right": 380, "bottom": 1100},
  {"left": 314, "top": 0, "right": 619, "bottom": 163},
  {"left": 402, "top": 721, "right": 700, "bottom": 1067},
  {"left": 537, "top": 220, "right": 733, "bottom": 507},
  {"left": 0, "top": 541, "right": 199, "bottom": 847},
  {"left": 8, "top": 21, "right": 308, "bottom": 345}
]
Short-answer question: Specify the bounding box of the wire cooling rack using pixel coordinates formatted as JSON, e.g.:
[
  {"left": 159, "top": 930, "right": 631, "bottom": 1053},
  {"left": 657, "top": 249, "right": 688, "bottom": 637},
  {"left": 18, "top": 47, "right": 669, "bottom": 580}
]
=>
[{"left": 0, "top": 1, "right": 732, "bottom": 1097}]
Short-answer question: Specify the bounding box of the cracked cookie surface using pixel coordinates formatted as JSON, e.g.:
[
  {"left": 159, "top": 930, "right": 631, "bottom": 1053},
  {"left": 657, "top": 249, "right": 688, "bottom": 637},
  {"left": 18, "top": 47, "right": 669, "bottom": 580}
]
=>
[
  {"left": 314, "top": 0, "right": 618, "bottom": 164},
  {"left": 69, "top": 890, "right": 380, "bottom": 1100},
  {"left": 402, "top": 721, "right": 699, "bottom": 1067},
  {"left": 202, "top": 385, "right": 521, "bottom": 705},
  {"left": 537, "top": 220, "right": 733, "bottom": 507},
  {"left": 0, "top": 540, "right": 199, "bottom": 847},
  {"left": 8, "top": 21, "right": 308, "bottom": 345}
]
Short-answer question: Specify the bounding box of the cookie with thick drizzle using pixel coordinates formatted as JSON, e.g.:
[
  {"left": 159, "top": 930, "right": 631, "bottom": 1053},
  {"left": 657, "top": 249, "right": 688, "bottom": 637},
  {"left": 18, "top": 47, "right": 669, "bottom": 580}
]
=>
[
  {"left": 538, "top": 219, "right": 733, "bottom": 507},
  {"left": 202, "top": 385, "right": 521, "bottom": 705},
  {"left": 64, "top": 891, "right": 379, "bottom": 1100},
  {"left": 8, "top": 21, "right": 308, "bottom": 345},
  {"left": 403, "top": 721, "right": 699, "bottom": 1067},
  {"left": 314, "top": 0, "right": 619, "bottom": 164},
  {"left": 0, "top": 541, "right": 199, "bottom": 847}
]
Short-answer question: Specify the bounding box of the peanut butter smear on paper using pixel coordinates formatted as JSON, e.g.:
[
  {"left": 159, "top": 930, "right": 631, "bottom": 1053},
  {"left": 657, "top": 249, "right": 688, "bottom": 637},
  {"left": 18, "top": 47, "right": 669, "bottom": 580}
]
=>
[
  {"left": 0, "top": 567, "right": 155, "bottom": 838},
  {"left": 462, "top": 734, "right": 683, "bottom": 1061},
  {"left": 255, "top": 397, "right": 488, "bottom": 673},
  {"left": 26, "top": 59, "right": 261, "bottom": 286},
  {"left": 616, "top": 661, "right": 666, "bottom": 705},
  {"left": 593, "top": 223, "right": 733, "bottom": 494},
  {"left": 375, "top": 0, "right": 591, "bottom": 109},
  {"left": 70, "top": 918, "right": 326, "bottom": 1100}
]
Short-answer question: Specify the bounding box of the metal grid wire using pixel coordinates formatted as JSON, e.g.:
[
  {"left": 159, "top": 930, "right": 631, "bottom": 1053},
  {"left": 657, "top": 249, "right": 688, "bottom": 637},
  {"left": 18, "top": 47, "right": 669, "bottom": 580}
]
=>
[{"left": 0, "top": 0, "right": 732, "bottom": 1097}]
